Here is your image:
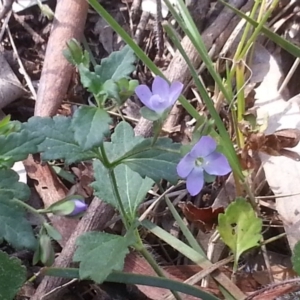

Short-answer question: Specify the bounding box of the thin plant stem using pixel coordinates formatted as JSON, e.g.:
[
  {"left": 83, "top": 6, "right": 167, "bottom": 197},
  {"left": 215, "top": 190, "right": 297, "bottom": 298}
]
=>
[
  {"left": 134, "top": 237, "right": 182, "bottom": 300},
  {"left": 151, "top": 119, "right": 163, "bottom": 146},
  {"left": 235, "top": 60, "right": 246, "bottom": 149},
  {"left": 12, "top": 198, "right": 46, "bottom": 224},
  {"left": 233, "top": 0, "right": 261, "bottom": 61},
  {"left": 108, "top": 168, "right": 130, "bottom": 230},
  {"left": 243, "top": 180, "right": 257, "bottom": 209},
  {"left": 99, "top": 143, "right": 129, "bottom": 228}
]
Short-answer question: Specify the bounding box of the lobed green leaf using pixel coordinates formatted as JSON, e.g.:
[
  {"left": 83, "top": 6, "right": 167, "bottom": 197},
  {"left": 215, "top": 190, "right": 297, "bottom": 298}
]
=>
[
  {"left": 92, "top": 161, "right": 153, "bottom": 220},
  {"left": 0, "top": 198, "right": 36, "bottom": 250},
  {"left": 71, "top": 106, "right": 111, "bottom": 151},
  {"left": 122, "top": 138, "right": 181, "bottom": 184},
  {"left": 73, "top": 231, "right": 135, "bottom": 283},
  {"left": 0, "top": 129, "right": 44, "bottom": 165},
  {"left": 24, "top": 116, "right": 97, "bottom": 164},
  {"left": 104, "top": 122, "right": 181, "bottom": 184},
  {"left": 95, "top": 45, "right": 136, "bottom": 82},
  {"left": 0, "top": 251, "right": 26, "bottom": 300},
  {"left": 104, "top": 121, "right": 143, "bottom": 162}
]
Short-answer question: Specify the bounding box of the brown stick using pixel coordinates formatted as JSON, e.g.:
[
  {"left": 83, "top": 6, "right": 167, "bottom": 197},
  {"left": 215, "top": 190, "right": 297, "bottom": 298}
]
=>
[{"left": 34, "top": 0, "right": 88, "bottom": 116}]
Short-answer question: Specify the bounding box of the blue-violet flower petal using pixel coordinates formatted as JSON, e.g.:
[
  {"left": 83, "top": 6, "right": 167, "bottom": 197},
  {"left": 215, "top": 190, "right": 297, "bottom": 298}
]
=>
[
  {"left": 186, "top": 167, "right": 204, "bottom": 196},
  {"left": 177, "top": 136, "right": 231, "bottom": 196},
  {"left": 135, "top": 75, "right": 183, "bottom": 114},
  {"left": 68, "top": 200, "right": 88, "bottom": 216}
]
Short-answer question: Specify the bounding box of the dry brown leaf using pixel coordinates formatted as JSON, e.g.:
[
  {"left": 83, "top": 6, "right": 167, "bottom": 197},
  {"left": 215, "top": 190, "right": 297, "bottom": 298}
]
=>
[
  {"left": 252, "top": 265, "right": 297, "bottom": 286},
  {"left": 23, "top": 155, "right": 78, "bottom": 246},
  {"left": 179, "top": 201, "right": 224, "bottom": 232},
  {"left": 253, "top": 42, "right": 300, "bottom": 250}
]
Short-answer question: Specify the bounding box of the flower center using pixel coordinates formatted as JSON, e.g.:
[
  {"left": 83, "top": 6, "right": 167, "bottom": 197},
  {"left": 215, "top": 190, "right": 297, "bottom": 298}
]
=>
[
  {"left": 195, "top": 157, "right": 204, "bottom": 166},
  {"left": 153, "top": 94, "right": 164, "bottom": 103}
]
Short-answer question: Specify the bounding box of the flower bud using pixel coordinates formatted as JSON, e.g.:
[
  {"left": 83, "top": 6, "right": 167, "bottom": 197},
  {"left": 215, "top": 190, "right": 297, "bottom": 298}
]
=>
[
  {"left": 67, "top": 199, "right": 88, "bottom": 216},
  {"left": 45, "top": 196, "right": 87, "bottom": 217}
]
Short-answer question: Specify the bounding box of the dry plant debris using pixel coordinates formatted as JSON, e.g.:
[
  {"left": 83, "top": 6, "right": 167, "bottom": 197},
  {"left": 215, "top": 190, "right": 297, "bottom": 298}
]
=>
[{"left": 2, "top": 0, "right": 300, "bottom": 300}]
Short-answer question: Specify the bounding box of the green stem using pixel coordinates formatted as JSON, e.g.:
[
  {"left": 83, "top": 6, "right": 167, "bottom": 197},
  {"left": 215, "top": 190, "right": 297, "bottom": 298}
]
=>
[
  {"left": 236, "top": 60, "right": 246, "bottom": 149},
  {"left": 239, "top": 0, "right": 279, "bottom": 58},
  {"left": 108, "top": 168, "right": 130, "bottom": 229},
  {"left": 151, "top": 120, "right": 162, "bottom": 146},
  {"left": 99, "top": 142, "right": 111, "bottom": 167},
  {"left": 134, "top": 237, "right": 182, "bottom": 300},
  {"left": 99, "top": 143, "right": 129, "bottom": 228},
  {"left": 11, "top": 198, "right": 46, "bottom": 224},
  {"left": 233, "top": 0, "right": 261, "bottom": 61},
  {"left": 243, "top": 180, "right": 257, "bottom": 209}
]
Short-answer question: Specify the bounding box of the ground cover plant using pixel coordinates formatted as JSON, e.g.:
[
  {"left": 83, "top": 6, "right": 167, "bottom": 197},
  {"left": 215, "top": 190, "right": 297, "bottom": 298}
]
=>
[{"left": 2, "top": 0, "right": 300, "bottom": 299}]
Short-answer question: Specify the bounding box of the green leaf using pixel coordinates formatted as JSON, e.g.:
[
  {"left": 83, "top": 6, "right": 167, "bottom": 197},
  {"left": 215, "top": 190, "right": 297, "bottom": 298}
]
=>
[
  {"left": 63, "top": 38, "right": 90, "bottom": 67},
  {"left": 217, "top": 198, "right": 262, "bottom": 265},
  {"left": 92, "top": 161, "right": 153, "bottom": 219},
  {"left": 292, "top": 241, "right": 300, "bottom": 275},
  {"left": 43, "top": 223, "right": 62, "bottom": 241},
  {"left": 71, "top": 106, "right": 111, "bottom": 151},
  {"left": 78, "top": 63, "right": 103, "bottom": 95},
  {"left": 0, "top": 115, "right": 21, "bottom": 136},
  {"left": 219, "top": 0, "right": 300, "bottom": 58},
  {"left": 0, "top": 170, "right": 35, "bottom": 249},
  {"left": 0, "top": 129, "right": 44, "bottom": 165},
  {"left": 38, "top": 234, "right": 55, "bottom": 266},
  {"left": 140, "top": 106, "right": 161, "bottom": 121},
  {"left": 95, "top": 45, "right": 136, "bottom": 82},
  {"left": 0, "top": 198, "right": 36, "bottom": 250},
  {"left": 51, "top": 166, "right": 76, "bottom": 183},
  {"left": 104, "top": 121, "right": 144, "bottom": 162},
  {"left": 100, "top": 79, "right": 121, "bottom": 103},
  {"left": 122, "top": 138, "right": 182, "bottom": 184},
  {"left": 0, "top": 169, "right": 30, "bottom": 201},
  {"left": 104, "top": 122, "right": 181, "bottom": 184},
  {"left": 73, "top": 231, "right": 135, "bottom": 283},
  {"left": 117, "top": 79, "right": 139, "bottom": 104},
  {"left": 45, "top": 268, "right": 220, "bottom": 300},
  {"left": 0, "top": 251, "right": 26, "bottom": 300},
  {"left": 24, "top": 116, "right": 96, "bottom": 164}
]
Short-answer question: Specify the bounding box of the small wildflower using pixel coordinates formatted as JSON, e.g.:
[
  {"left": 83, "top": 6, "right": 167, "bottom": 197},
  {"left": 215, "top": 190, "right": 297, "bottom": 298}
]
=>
[
  {"left": 135, "top": 76, "right": 183, "bottom": 114},
  {"left": 177, "top": 136, "right": 231, "bottom": 196},
  {"left": 67, "top": 199, "right": 88, "bottom": 216}
]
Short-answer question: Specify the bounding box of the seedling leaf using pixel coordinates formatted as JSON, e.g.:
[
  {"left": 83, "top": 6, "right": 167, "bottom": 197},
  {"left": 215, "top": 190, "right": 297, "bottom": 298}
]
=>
[{"left": 217, "top": 198, "right": 262, "bottom": 265}]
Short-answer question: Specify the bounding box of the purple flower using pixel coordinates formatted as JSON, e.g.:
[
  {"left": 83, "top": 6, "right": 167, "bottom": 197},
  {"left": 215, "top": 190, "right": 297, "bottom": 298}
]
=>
[
  {"left": 135, "top": 76, "right": 183, "bottom": 114},
  {"left": 67, "top": 199, "right": 88, "bottom": 216},
  {"left": 177, "top": 136, "right": 231, "bottom": 196}
]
